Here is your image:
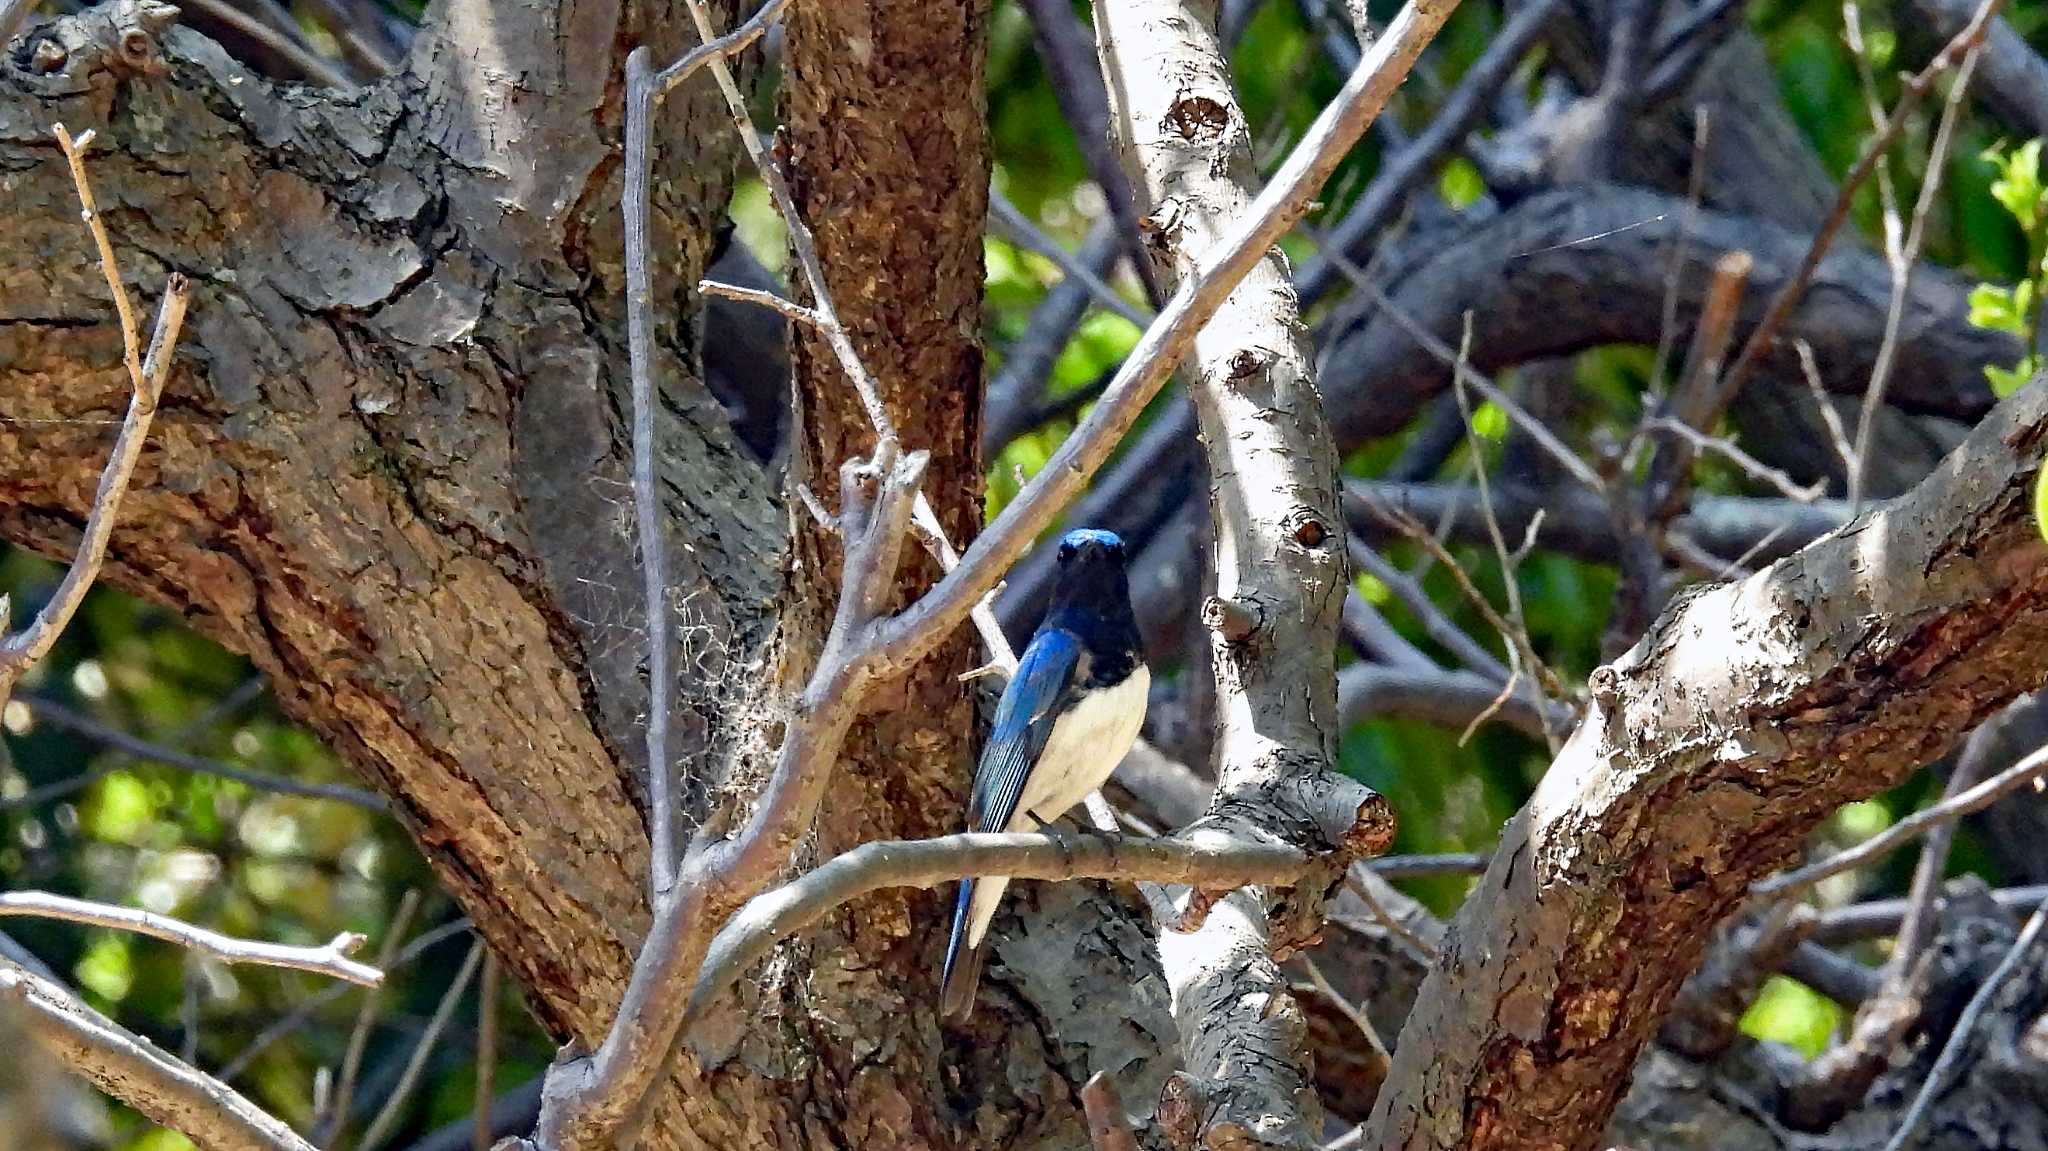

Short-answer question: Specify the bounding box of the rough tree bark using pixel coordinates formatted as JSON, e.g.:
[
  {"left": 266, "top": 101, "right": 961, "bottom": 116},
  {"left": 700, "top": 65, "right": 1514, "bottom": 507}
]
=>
[
  {"left": 1097, "top": 0, "right": 1388, "bottom": 1144},
  {"left": 0, "top": 4, "right": 1166, "bottom": 1148}
]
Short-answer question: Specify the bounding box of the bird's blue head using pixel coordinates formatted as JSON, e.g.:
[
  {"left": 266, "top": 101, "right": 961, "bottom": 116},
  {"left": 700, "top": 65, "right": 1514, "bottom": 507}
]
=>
[
  {"left": 1044, "top": 529, "right": 1139, "bottom": 666},
  {"left": 1056, "top": 528, "right": 1127, "bottom": 565}
]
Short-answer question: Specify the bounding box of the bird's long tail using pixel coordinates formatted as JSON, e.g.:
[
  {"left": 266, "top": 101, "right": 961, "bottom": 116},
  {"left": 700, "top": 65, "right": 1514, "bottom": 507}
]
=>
[{"left": 940, "top": 878, "right": 985, "bottom": 1021}]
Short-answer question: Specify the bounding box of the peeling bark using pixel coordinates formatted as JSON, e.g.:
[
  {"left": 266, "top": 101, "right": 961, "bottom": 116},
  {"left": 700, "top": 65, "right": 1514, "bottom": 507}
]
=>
[{"left": 1096, "top": 0, "right": 1392, "bottom": 1144}]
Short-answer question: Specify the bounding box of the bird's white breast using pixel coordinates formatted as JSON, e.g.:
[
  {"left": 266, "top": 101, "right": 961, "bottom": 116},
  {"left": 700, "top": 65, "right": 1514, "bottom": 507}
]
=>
[{"left": 1007, "top": 666, "right": 1150, "bottom": 830}]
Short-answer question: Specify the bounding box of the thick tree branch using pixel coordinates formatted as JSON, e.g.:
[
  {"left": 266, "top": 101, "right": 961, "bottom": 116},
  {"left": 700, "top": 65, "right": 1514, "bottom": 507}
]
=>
[
  {"left": 1363, "top": 377, "right": 2048, "bottom": 1151},
  {"left": 1319, "top": 186, "right": 2004, "bottom": 447},
  {"left": 1096, "top": 0, "right": 1409, "bottom": 1144}
]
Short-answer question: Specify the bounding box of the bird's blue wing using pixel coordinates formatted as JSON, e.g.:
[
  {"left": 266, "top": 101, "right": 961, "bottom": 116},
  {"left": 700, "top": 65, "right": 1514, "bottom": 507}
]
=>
[{"left": 967, "top": 627, "right": 1082, "bottom": 833}]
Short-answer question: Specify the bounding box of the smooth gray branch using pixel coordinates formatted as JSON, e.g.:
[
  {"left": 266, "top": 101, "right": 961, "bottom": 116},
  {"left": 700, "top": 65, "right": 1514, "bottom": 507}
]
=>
[
  {"left": 2, "top": 958, "right": 318, "bottom": 1151},
  {"left": 0, "top": 892, "right": 382, "bottom": 987},
  {"left": 686, "top": 828, "right": 1308, "bottom": 1021}
]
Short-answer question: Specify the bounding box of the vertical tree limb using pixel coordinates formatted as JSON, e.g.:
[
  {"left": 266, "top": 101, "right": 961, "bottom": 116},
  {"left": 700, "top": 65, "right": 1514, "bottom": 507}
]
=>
[{"left": 1094, "top": 1, "right": 1408, "bottom": 1144}]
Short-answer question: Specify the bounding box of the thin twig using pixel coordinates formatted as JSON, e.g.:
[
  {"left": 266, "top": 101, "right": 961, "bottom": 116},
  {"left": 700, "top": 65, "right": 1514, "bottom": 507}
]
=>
[
  {"left": 698, "top": 279, "right": 821, "bottom": 326},
  {"left": 1298, "top": 954, "right": 1393, "bottom": 1078},
  {"left": 909, "top": 499, "right": 1016, "bottom": 676},
  {"left": 622, "top": 49, "right": 678, "bottom": 900},
  {"left": 1754, "top": 743, "right": 2048, "bottom": 897},
  {"left": 988, "top": 191, "right": 1151, "bottom": 327},
  {"left": 675, "top": 0, "right": 895, "bottom": 443},
  {"left": 1346, "top": 537, "right": 1509, "bottom": 682},
  {"left": 14, "top": 694, "right": 387, "bottom": 810},
  {"left": 1345, "top": 868, "right": 1440, "bottom": 959},
  {"left": 1795, "top": 339, "right": 1858, "bottom": 482},
  {"left": 655, "top": 0, "right": 787, "bottom": 97},
  {"left": 323, "top": 890, "right": 422, "bottom": 1147},
  {"left": 1650, "top": 106, "right": 1714, "bottom": 396},
  {"left": 1642, "top": 418, "right": 1826, "bottom": 503},
  {"left": 0, "top": 892, "right": 381, "bottom": 986},
  {"left": 1812, "top": 884, "right": 2048, "bottom": 945},
  {"left": 1361, "top": 497, "right": 1565, "bottom": 700},
  {"left": 357, "top": 941, "right": 487, "bottom": 1151},
  {"left": 474, "top": 955, "right": 501, "bottom": 1151},
  {"left": 1336, "top": 266, "right": 1604, "bottom": 491},
  {"left": 1716, "top": 0, "right": 2009, "bottom": 406},
  {"left": 179, "top": 0, "right": 356, "bottom": 89},
  {"left": 218, "top": 919, "right": 473, "bottom": 1084},
  {"left": 1447, "top": 316, "right": 1556, "bottom": 747},
  {"left": 1880, "top": 900, "right": 2048, "bottom": 1151},
  {"left": 1849, "top": 30, "right": 1984, "bottom": 511},
  {"left": 2, "top": 127, "right": 193, "bottom": 701},
  {"left": 1293, "top": 0, "right": 1563, "bottom": 303},
  {"left": 1367, "top": 851, "right": 1489, "bottom": 878},
  {"left": 4, "top": 676, "right": 264, "bottom": 809}
]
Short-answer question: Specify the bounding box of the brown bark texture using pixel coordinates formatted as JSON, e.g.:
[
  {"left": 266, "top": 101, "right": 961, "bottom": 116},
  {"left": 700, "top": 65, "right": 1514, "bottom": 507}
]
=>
[{"left": 0, "top": 3, "right": 1166, "bottom": 1149}]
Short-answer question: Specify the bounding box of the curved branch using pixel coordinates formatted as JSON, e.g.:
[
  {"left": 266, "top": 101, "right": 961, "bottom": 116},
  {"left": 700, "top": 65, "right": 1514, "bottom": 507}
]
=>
[
  {"left": 1317, "top": 186, "right": 2007, "bottom": 446},
  {"left": 686, "top": 828, "right": 1309, "bottom": 1021},
  {"left": 1363, "top": 378, "right": 2048, "bottom": 1151}
]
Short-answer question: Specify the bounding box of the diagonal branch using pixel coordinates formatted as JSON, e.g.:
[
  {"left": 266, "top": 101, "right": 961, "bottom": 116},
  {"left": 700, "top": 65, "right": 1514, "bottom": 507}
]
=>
[
  {"left": 2, "top": 958, "right": 318, "bottom": 1151},
  {"left": 0, "top": 126, "right": 190, "bottom": 703}
]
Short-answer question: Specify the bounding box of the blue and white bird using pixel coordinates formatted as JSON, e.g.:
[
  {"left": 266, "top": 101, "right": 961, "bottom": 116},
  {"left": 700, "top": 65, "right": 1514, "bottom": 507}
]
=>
[{"left": 940, "top": 528, "right": 1149, "bottom": 1021}]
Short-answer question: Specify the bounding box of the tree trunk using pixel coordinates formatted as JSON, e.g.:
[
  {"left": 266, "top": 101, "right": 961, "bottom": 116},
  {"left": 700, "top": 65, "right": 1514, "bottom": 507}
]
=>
[{"left": 0, "top": 3, "right": 1179, "bottom": 1146}]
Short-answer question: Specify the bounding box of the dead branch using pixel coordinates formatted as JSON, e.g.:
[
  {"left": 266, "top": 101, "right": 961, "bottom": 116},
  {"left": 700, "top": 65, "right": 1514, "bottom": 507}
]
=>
[
  {"left": 1715, "top": 0, "right": 2007, "bottom": 407},
  {"left": 1753, "top": 742, "right": 2048, "bottom": 898},
  {"left": 0, "top": 892, "right": 382, "bottom": 987}
]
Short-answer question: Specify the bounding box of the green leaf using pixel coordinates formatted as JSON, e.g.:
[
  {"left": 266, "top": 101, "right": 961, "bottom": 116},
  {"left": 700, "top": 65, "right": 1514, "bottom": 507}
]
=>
[
  {"left": 1988, "top": 139, "right": 2045, "bottom": 227},
  {"left": 1741, "top": 975, "right": 1842, "bottom": 1058},
  {"left": 1438, "top": 157, "right": 1486, "bottom": 210},
  {"left": 1968, "top": 283, "right": 2024, "bottom": 334},
  {"left": 2036, "top": 449, "right": 2048, "bottom": 542},
  {"left": 1988, "top": 356, "right": 2039, "bottom": 398}
]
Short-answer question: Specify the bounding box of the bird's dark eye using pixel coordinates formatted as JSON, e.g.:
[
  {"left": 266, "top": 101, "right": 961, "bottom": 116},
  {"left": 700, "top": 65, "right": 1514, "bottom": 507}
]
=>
[{"left": 1058, "top": 542, "right": 1077, "bottom": 561}]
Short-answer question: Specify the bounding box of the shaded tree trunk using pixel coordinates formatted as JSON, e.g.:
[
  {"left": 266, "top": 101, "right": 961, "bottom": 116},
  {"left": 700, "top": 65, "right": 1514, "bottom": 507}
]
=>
[{"left": 0, "top": 3, "right": 1161, "bottom": 1147}]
